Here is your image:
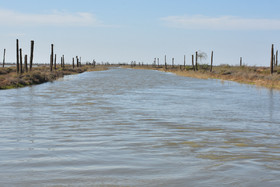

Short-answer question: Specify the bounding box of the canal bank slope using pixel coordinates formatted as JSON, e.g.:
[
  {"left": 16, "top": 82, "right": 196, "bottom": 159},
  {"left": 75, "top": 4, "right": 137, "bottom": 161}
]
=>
[
  {"left": 124, "top": 65, "right": 280, "bottom": 90},
  {"left": 0, "top": 65, "right": 108, "bottom": 89}
]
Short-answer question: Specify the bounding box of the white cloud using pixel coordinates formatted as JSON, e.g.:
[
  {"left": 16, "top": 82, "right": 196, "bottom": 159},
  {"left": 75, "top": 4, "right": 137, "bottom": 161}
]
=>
[
  {"left": 161, "top": 15, "right": 280, "bottom": 30},
  {"left": 0, "top": 9, "right": 103, "bottom": 27}
]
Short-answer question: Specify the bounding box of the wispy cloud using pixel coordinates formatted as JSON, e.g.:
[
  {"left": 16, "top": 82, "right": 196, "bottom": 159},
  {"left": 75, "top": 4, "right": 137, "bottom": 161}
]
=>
[
  {"left": 161, "top": 15, "right": 280, "bottom": 30},
  {"left": 0, "top": 9, "right": 104, "bottom": 27}
]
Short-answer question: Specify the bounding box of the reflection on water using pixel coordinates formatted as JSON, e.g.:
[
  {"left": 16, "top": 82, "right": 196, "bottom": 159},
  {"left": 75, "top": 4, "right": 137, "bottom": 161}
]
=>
[{"left": 1, "top": 68, "right": 280, "bottom": 186}]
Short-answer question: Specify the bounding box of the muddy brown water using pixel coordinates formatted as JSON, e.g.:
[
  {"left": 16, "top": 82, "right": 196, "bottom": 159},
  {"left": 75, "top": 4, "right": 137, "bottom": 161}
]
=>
[{"left": 1, "top": 68, "right": 280, "bottom": 186}]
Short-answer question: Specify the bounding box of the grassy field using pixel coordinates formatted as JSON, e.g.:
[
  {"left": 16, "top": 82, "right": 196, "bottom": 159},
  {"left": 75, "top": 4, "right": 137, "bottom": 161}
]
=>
[
  {"left": 125, "top": 64, "right": 280, "bottom": 90},
  {"left": 0, "top": 65, "right": 108, "bottom": 89}
]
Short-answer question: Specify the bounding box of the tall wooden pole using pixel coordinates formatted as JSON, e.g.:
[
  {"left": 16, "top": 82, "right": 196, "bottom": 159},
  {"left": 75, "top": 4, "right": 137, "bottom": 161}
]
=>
[
  {"left": 210, "top": 51, "right": 213, "bottom": 72},
  {"left": 76, "top": 56, "right": 79, "bottom": 67},
  {"left": 54, "top": 54, "right": 57, "bottom": 70},
  {"left": 19, "top": 48, "right": 23, "bottom": 74},
  {"left": 63, "top": 55, "right": 65, "bottom": 68},
  {"left": 192, "top": 55, "right": 195, "bottom": 71},
  {"left": 16, "top": 39, "right": 19, "bottom": 74},
  {"left": 24, "top": 55, "right": 28, "bottom": 72},
  {"left": 29, "top": 40, "right": 34, "bottom": 71},
  {"left": 50, "top": 44, "right": 53, "bottom": 72},
  {"left": 172, "top": 58, "right": 174, "bottom": 68},
  {"left": 276, "top": 50, "right": 278, "bottom": 67},
  {"left": 195, "top": 51, "right": 198, "bottom": 71},
  {"left": 240, "top": 57, "right": 242, "bottom": 66},
  {"left": 3, "top": 49, "right": 6, "bottom": 68},
  {"left": 72, "top": 57, "right": 75, "bottom": 69},
  {"left": 164, "top": 55, "right": 167, "bottom": 69},
  {"left": 271, "top": 44, "right": 274, "bottom": 74}
]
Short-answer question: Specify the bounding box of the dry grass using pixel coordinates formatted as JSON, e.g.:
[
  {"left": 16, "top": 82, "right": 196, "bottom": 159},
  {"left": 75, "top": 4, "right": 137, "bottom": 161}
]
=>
[
  {"left": 124, "top": 65, "right": 280, "bottom": 90},
  {"left": 0, "top": 65, "right": 108, "bottom": 89}
]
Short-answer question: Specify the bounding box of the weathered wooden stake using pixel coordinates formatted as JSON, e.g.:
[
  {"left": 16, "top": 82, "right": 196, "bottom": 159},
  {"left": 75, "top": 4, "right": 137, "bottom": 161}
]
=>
[
  {"left": 76, "top": 56, "right": 79, "bottom": 67},
  {"left": 271, "top": 44, "right": 274, "bottom": 74},
  {"left": 192, "top": 55, "right": 195, "bottom": 71},
  {"left": 54, "top": 54, "right": 57, "bottom": 70},
  {"left": 195, "top": 51, "right": 198, "bottom": 71},
  {"left": 24, "top": 55, "right": 28, "bottom": 72},
  {"left": 276, "top": 50, "right": 279, "bottom": 66},
  {"left": 240, "top": 57, "right": 242, "bottom": 66},
  {"left": 24, "top": 55, "right": 28, "bottom": 73},
  {"left": 61, "top": 56, "right": 63, "bottom": 68},
  {"left": 172, "top": 58, "right": 174, "bottom": 68},
  {"left": 72, "top": 58, "right": 75, "bottom": 69},
  {"left": 16, "top": 39, "right": 19, "bottom": 74},
  {"left": 210, "top": 51, "right": 213, "bottom": 72},
  {"left": 50, "top": 44, "right": 53, "bottom": 72},
  {"left": 19, "top": 48, "right": 23, "bottom": 74},
  {"left": 3, "top": 49, "right": 6, "bottom": 68},
  {"left": 29, "top": 40, "right": 34, "bottom": 71},
  {"left": 63, "top": 55, "right": 65, "bottom": 68},
  {"left": 164, "top": 55, "right": 167, "bottom": 69}
]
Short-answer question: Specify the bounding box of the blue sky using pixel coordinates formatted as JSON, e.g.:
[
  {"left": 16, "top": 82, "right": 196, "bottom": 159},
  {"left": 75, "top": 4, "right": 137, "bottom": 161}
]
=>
[{"left": 0, "top": 0, "right": 280, "bottom": 66}]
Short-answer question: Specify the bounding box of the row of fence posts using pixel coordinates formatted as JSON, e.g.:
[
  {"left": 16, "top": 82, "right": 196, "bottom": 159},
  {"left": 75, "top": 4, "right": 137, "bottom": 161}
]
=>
[
  {"left": 1, "top": 39, "right": 89, "bottom": 73},
  {"left": 49, "top": 43, "right": 82, "bottom": 72},
  {"left": 153, "top": 51, "right": 214, "bottom": 72},
  {"left": 14, "top": 39, "right": 34, "bottom": 74}
]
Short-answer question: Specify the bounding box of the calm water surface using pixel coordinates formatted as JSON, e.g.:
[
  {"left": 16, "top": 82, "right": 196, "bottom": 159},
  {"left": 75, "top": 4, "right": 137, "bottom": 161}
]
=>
[{"left": 1, "top": 68, "right": 280, "bottom": 186}]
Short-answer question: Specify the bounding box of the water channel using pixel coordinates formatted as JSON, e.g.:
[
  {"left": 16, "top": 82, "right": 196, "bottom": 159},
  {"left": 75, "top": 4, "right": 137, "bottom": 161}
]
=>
[{"left": 0, "top": 68, "right": 280, "bottom": 186}]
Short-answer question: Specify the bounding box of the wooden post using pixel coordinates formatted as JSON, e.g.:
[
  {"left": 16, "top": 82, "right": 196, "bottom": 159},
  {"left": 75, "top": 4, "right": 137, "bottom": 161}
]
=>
[
  {"left": 50, "top": 44, "right": 53, "bottom": 72},
  {"left": 172, "top": 58, "right": 174, "bottom": 68},
  {"left": 61, "top": 56, "right": 63, "bottom": 68},
  {"left": 62, "top": 55, "right": 64, "bottom": 68},
  {"left": 3, "top": 49, "right": 6, "bottom": 68},
  {"left": 192, "top": 55, "right": 195, "bottom": 71},
  {"left": 24, "top": 55, "right": 28, "bottom": 72},
  {"left": 276, "top": 50, "right": 278, "bottom": 67},
  {"left": 16, "top": 39, "right": 19, "bottom": 74},
  {"left": 184, "top": 55, "right": 186, "bottom": 68},
  {"left": 210, "top": 51, "right": 213, "bottom": 72},
  {"left": 79, "top": 57, "right": 82, "bottom": 67},
  {"left": 19, "top": 48, "right": 23, "bottom": 74},
  {"left": 29, "top": 40, "right": 34, "bottom": 71},
  {"left": 164, "top": 55, "right": 167, "bottom": 69},
  {"left": 195, "top": 51, "right": 198, "bottom": 71},
  {"left": 54, "top": 54, "right": 57, "bottom": 70},
  {"left": 271, "top": 44, "right": 274, "bottom": 74},
  {"left": 76, "top": 56, "right": 79, "bottom": 67},
  {"left": 240, "top": 57, "right": 242, "bottom": 66},
  {"left": 72, "top": 58, "right": 75, "bottom": 69}
]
